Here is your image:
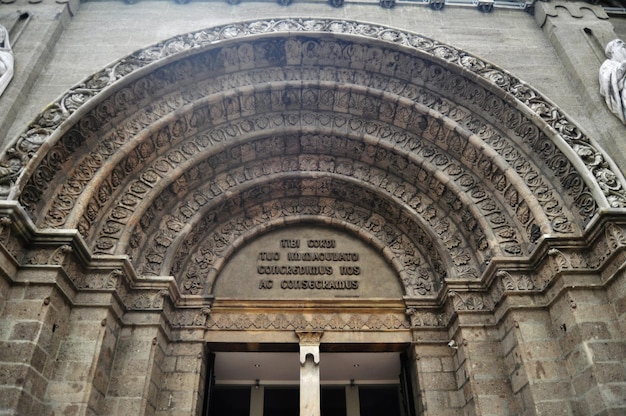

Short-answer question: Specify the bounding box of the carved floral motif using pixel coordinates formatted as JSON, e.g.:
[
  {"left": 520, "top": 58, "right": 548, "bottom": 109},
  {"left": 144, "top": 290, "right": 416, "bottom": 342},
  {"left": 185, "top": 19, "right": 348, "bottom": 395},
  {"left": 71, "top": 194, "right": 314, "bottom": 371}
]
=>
[
  {"left": 405, "top": 308, "right": 445, "bottom": 327},
  {"left": 24, "top": 244, "right": 72, "bottom": 266},
  {"left": 73, "top": 269, "right": 121, "bottom": 290},
  {"left": 0, "top": 20, "right": 620, "bottom": 313},
  {"left": 3, "top": 21, "right": 612, "bottom": 232},
  {"left": 497, "top": 270, "right": 536, "bottom": 291},
  {"left": 123, "top": 291, "right": 165, "bottom": 310},
  {"left": 449, "top": 290, "right": 491, "bottom": 311}
]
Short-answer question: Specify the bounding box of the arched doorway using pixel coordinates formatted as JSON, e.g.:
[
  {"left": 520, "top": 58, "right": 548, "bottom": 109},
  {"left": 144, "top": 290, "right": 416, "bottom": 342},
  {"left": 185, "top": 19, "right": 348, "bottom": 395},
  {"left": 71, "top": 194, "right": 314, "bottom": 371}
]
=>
[{"left": 1, "top": 18, "right": 625, "bottom": 415}]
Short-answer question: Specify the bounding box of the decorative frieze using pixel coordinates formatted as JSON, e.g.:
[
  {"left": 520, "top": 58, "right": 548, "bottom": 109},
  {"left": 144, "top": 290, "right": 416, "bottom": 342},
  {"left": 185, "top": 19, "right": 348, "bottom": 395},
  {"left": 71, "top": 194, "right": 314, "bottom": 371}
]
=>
[
  {"left": 0, "top": 20, "right": 620, "bottom": 247},
  {"left": 405, "top": 308, "right": 446, "bottom": 328},
  {"left": 205, "top": 312, "right": 410, "bottom": 331},
  {"left": 73, "top": 269, "right": 121, "bottom": 290},
  {"left": 24, "top": 244, "right": 72, "bottom": 266}
]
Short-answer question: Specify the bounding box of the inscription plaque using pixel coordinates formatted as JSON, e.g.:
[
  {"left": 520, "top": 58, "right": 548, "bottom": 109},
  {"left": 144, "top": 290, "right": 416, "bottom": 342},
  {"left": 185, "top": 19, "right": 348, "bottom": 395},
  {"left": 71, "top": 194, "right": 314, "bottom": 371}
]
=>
[{"left": 214, "top": 226, "right": 402, "bottom": 299}]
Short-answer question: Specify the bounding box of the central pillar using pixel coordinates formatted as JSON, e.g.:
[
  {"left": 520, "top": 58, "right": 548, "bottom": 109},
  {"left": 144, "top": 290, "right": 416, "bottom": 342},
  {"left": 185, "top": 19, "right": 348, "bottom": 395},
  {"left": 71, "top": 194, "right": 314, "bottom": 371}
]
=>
[{"left": 296, "top": 331, "right": 323, "bottom": 416}]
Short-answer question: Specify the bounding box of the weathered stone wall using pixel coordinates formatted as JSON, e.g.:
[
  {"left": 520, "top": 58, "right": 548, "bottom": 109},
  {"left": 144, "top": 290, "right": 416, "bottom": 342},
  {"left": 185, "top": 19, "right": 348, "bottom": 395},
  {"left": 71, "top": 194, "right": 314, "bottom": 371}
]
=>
[
  {"left": 0, "top": 1, "right": 599, "bottom": 141},
  {"left": 0, "top": 1, "right": 625, "bottom": 416},
  {"left": 2, "top": 1, "right": 626, "bottom": 175}
]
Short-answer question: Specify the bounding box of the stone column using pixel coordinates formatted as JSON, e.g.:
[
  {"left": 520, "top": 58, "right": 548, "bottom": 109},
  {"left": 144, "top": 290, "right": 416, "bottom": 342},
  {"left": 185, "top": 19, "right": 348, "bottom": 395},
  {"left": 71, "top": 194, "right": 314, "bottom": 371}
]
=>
[
  {"left": 296, "top": 331, "right": 323, "bottom": 416},
  {"left": 345, "top": 385, "right": 360, "bottom": 416},
  {"left": 250, "top": 385, "right": 264, "bottom": 416},
  {"left": 156, "top": 341, "right": 206, "bottom": 415},
  {"left": 0, "top": 279, "right": 70, "bottom": 415}
]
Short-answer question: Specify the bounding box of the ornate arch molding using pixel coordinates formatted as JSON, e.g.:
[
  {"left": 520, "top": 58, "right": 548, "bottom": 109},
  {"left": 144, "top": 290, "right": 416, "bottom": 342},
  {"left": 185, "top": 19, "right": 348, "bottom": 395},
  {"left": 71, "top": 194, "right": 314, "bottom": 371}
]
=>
[{"left": 2, "top": 19, "right": 625, "bottom": 301}]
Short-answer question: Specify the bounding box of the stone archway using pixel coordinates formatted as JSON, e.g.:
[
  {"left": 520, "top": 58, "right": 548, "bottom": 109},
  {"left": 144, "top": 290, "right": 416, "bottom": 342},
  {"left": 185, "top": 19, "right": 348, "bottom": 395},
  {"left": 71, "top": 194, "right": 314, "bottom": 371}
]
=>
[
  {"left": 1, "top": 18, "right": 625, "bottom": 416},
  {"left": 3, "top": 19, "right": 624, "bottom": 296}
]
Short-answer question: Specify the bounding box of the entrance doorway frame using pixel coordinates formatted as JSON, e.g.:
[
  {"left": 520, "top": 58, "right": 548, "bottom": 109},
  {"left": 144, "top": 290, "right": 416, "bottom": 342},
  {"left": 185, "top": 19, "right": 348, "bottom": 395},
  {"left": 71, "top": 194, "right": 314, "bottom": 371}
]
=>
[{"left": 203, "top": 341, "right": 417, "bottom": 416}]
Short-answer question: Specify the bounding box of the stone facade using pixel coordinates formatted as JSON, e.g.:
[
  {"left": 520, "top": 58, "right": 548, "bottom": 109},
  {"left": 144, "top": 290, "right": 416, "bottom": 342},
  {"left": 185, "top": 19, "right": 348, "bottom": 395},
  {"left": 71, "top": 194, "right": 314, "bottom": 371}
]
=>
[{"left": 0, "top": 1, "right": 625, "bottom": 415}]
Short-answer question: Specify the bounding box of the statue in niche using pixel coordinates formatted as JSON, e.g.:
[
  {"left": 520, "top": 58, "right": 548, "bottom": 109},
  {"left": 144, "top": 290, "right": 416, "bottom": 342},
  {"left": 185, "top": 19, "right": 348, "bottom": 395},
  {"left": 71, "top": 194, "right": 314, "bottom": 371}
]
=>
[
  {"left": 0, "top": 25, "right": 13, "bottom": 97},
  {"left": 600, "top": 38, "right": 626, "bottom": 123}
]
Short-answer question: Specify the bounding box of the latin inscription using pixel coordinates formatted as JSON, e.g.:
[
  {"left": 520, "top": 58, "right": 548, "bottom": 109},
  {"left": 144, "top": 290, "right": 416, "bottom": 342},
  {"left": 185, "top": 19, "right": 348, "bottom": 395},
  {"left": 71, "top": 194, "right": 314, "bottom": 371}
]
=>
[
  {"left": 214, "top": 226, "right": 403, "bottom": 299},
  {"left": 257, "top": 239, "right": 360, "bottom": 292}
]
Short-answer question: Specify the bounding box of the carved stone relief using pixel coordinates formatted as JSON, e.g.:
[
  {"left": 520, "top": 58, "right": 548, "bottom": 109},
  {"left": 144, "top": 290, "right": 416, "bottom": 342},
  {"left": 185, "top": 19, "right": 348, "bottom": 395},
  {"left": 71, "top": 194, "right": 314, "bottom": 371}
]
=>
[
  {"left": 205, "top": 311, "right": 410, "bottom": 331},
  {"left": 165, "top": 306, "right": 212, "bottom": 328},
  {"left": 73, "top": 269, "right": 122, "bottom": 290},
  {"left": 6, "top": 25, "right": 619, "bottom": 231},
  {"left": 586, "top": 222, "right": 626, "bottom": 269},
  {"left": 0, "top": 20, "right": 622, "bottom": 317},
  {"left": 118, "top": 141, "right": 516, "bottom": 279},
  {"left": 497, "top": 271, "right": 536, "bottom": 292},
  {"left": 0, "top": 25, "right": 14, "bottom": 98},
  {"left": 38, "top": 80, "right": 568, "bottom": 248},
  {"left": 0, "top": 217, "right": 20, "bottom": 259},
  {"left": 24, "top": 244, "right": 72, "bottom": 266},
  {"left": 85, "top": 110, "right": 534, "bottom": 259},
  {"left": 162, "top": 196, "right": 448, "bottom": 298},
  {"left": 405, "top": 308, "right": 446, "bottom": 328}
]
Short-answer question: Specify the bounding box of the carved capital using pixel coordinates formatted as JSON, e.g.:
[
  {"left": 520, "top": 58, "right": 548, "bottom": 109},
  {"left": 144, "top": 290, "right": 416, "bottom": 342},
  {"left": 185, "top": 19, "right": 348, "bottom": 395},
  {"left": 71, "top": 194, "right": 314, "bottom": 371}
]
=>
[{"left": 296, "top": 330, "right": 324, "bottom": 345}]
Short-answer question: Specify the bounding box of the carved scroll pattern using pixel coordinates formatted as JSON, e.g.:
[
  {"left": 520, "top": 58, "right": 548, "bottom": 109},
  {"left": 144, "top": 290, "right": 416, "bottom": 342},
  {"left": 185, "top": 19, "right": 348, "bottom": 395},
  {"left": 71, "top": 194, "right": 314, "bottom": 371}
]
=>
[
  {"left": 5, "top": 25, "right": 607, "bottom": 230},
  {"left": 162, "top": 195, "right": 450, "bottom": 297},
  {"left": 43, "top": 67, "right": 575, "bottom": 242},
  {"left": 99, "top": 130, "right": 523, "bottom": 260},
  {"left": 42, "top": 81, "right": 557, "bottom": 247}
]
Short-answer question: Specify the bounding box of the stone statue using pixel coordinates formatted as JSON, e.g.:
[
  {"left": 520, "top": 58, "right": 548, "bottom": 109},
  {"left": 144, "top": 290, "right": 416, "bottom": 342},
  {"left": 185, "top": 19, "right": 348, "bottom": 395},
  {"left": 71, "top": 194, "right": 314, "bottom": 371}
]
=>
[
  {"left": 600, "top": 39, "right": 626, "bottom": 124},
  {"left": 0, "top": 25, "right": 13, "bottom": 97}
]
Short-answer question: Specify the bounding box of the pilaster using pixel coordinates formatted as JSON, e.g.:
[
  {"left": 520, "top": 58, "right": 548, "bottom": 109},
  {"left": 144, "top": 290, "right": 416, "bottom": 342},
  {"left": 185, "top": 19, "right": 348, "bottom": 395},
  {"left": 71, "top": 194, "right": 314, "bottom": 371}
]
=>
[
  {"left": 452, "top": 318, "right": 521, "bottom": 416},
  {"left": 156, "top": 341, "right": 206, "bottom": 416},
  {"left": 44, "top": 306, "right": 120, "bottom": 415},
  {"left": 535, "top": 0, "right": 626, "bottom": 170},
  {"left": 411, "top": 345, "right": 461, "bottom": 416},
  {"left": 549, "top": 284, "right": 626, "bottom": 415},
  {"left": 0, "top": 277, "right": 70, "bottom": 414}
]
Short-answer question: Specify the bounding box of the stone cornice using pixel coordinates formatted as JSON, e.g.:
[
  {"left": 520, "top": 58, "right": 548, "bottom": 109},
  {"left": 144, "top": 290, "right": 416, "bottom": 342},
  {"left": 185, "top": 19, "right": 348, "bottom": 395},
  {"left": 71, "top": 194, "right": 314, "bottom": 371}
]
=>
[{"left": 0, "top": 202, "right": 624, "bottom": 335}]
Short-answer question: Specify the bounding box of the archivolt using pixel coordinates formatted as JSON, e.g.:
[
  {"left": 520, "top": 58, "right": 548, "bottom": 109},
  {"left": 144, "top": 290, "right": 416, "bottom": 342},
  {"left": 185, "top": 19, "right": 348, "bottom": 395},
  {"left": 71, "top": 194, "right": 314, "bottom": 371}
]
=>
[{"left": 1, "top": 19, "right": 624, "bottom": 297}]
